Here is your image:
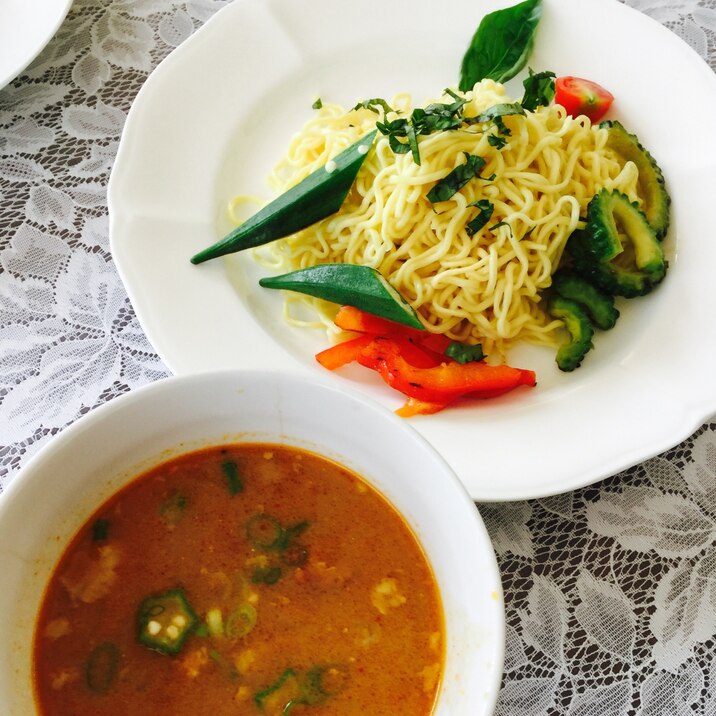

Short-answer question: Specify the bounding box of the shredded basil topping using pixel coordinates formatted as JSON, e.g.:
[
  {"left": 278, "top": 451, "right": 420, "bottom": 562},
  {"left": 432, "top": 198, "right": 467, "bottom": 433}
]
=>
[
  {"left": 353, "top": 98, "right": 396, "bottom": 114},
  {"left": 312, "top": 98, "right": 323, "bottom": 110},
  {"left": 474, "top": 102, "right": 526, "bottom": 123},
  {"left": 427, "top": 154, "right": 488, "bottom": 203},
  {"left": 466, "top": 199, "right": 495, "bottom": 236},
  {"left": 521, "top": 68, "right": 556, "bottom": 111}
]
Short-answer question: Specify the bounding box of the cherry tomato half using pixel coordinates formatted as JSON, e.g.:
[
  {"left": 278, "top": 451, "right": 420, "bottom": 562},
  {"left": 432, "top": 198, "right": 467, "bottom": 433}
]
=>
[{"left": 555, "top": 76, "right": 614, "bottom": 123}]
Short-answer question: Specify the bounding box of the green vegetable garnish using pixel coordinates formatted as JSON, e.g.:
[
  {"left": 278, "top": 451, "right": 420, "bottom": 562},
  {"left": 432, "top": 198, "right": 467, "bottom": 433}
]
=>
[
  {"left": 474, "top": 102, "right": 526, "bottom": 124},
  {"left": 190, "top": 131, "right": 377, "bottom": 264},
  {"left": 568, "top": 189, "right": 667, "bottom": 297},
  {"left": 226, "top": 603, "right": 258, "bottom": 638},
  {"left": 85, "top": 642, "right": 120, "bottom": 694},
  {"left": 548, "top": 295, "right": 595, "bottom": 372},
  {"left": 445, "top": 341, "right": 485, "bottom": 364},
  {"left": 376, "top": 89, "right": 469, "bottom": 165},
  {"left": 459, "top": 0, "right": 542, "bottom": 90},
  {"left": 427, "top": 153, "right": 487, "bottom": 203},
  {"left": 246, "top": 514, "right": 284, "bottom": 549},
  {"left": 91, "top": 518, "right": 110, "bottom": 541},
  {"left": 466, "top": 199, "right": 494, "bottom": 235},
  {"left": 137, "top": 588, "right": 198, "bottom": 656},
  {"left": 259, "top": 263, "right": 424, "bottom": 329},
  {"left": 601, "top": 120, "right": 671, "bottom": 239},
  {"left": 251, "top": 565, "right": 283, "bottom": 585},
  {"left": 221, "top": 460, "right": 244, "bottom": 495},
  {"left": 312, "top": 98, "right": 322, "bottom": 109},
  {"left": 551, "top": 272, "right": 619, "bottom": 331},
  {"left": 353, "top": 98, "right": 395, "bottom": 114},
  {"left": 521, "top": 68, "right": 556, "bottom": 111}
]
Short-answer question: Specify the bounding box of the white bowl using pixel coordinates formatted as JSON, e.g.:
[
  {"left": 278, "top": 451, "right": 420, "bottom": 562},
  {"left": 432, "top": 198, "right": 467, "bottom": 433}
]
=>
[{"left": 0, "top": 370, "right": 504, "bottom": 714}]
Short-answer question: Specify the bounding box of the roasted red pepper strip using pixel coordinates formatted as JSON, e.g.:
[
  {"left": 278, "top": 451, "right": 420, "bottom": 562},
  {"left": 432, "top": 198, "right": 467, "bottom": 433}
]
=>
[
  {"left": 355, "top": 337, "right": 536, "bottom": 404},
  {"left": 396, "top": 397, "right": 451, "bottom": 417},
  {"left": 315, "top": 335, "right": 374, "bottom": 370},
  {"left": 334, "top": 305, "right": 451, "bottom": 359},
  {"left": 334, "top": 305, "right": 424, "bottom": 339}
]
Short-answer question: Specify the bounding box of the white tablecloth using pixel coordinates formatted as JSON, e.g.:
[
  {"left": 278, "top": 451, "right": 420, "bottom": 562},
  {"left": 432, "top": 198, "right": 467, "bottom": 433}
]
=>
[{"left": 2, "top": 1, "right": 716, "bottom": 713}]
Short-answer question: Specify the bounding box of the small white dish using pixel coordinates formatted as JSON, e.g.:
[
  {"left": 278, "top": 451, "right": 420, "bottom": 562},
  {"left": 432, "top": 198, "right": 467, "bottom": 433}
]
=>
[
  {"left": 0, "top": 370, "right": 504, "bottom": 715},
  {"left": 109, "top": 0, "right": 716, "bottom": 500},
  {"left": 0, "top": 0, "right": 72, "bottom": 89}
]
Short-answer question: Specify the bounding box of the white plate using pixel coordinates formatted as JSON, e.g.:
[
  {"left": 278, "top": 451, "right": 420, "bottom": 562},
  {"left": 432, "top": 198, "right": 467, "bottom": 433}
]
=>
[
  {"left": 0, "top": 0, "right": 72, "bottom": 88},
  {"left": 109, "top": 0, "right": 716, "bottom": 501}
]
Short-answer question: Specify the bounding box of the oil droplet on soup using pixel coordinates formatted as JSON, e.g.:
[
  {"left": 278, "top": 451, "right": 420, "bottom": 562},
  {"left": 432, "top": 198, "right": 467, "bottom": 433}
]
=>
[{"left": 33, "top": 444, "right": 444, "bottom": 716}]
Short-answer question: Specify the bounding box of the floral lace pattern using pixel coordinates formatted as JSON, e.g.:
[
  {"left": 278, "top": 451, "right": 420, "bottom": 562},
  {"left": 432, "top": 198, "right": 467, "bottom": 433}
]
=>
[{"left": 2, "top": 1, "right": 716, "bottom": 712}]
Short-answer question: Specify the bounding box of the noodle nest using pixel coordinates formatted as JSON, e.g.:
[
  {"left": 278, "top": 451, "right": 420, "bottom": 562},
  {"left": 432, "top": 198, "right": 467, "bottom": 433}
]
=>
[{"left": 241, "top": 80, "right": 639, "bottom": 357}]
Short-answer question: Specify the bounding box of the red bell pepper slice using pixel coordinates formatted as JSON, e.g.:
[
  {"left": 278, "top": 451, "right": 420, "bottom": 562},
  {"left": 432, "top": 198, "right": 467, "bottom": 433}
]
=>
[
  {"left": 555, "top": 76, "right": 614, "bottom": 123},
  {"left": 315, "top": 335, "right": 374, "bottom": 370},
  {"left": 355, "top": 337, "right": 536, "bottom": 404},
  {"left": 334, "top": 305, "right": 423, "bottom": 338},
  {"left": 395, "top": 397, "right": 451, "bottom": 417}
]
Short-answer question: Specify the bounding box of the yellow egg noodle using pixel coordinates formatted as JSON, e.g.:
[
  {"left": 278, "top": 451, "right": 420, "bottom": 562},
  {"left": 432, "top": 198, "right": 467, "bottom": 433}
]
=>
[{"left": 237, "top": 80, "right": 640, "bottom": 358}]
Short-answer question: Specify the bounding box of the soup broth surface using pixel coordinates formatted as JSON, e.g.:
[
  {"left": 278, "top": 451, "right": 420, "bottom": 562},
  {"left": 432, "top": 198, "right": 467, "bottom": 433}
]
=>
[{"left": 33, "top": 444, "right": 443, "bottom": 715}]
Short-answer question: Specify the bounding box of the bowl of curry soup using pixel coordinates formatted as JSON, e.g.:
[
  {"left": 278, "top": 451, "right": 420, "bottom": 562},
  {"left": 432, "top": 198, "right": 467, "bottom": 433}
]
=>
[{"left": 0, "top": 370, "right": 504, "bottom": 715}]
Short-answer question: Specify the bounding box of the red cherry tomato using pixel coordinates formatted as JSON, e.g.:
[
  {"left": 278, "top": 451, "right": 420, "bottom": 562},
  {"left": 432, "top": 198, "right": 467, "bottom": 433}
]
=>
[{"left": 555, "top": 76, "right": 614, "bottom": 122}]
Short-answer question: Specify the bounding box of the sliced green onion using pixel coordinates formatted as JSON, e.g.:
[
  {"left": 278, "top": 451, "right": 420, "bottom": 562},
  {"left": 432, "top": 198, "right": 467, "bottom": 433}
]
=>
[
  {"left": 206, "top": 608, "right": 224, "bottom": 637},
  {"left": 259, "top": 263, "right": 423, "bottom": 330},
  {"left": 246, "top": 514, "right": 283, "bottom": 549},
  {"left": 221, "top": 460, "right": 243, "bottom": 495},
  {"left": 226, "top": 603, "right": 258, "bottom": 639},
  {"left": 85, "top": 642, "right": 120, "bottom": 694},
  {"left": 190, "top": 131, "right": 377, "bottom": 264}
]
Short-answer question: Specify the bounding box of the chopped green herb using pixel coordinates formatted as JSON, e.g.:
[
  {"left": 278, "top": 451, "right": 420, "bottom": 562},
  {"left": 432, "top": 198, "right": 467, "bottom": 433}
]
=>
[
  {"left": 487, "top": 133, "right": 508, "bottom": 149},
  {"left": 246, "top": 514, "right": 284, "bottom": 549},
  {"left": 489, "top": 220, "right": 508, "bottom": 230},
  {"left": 209, "top": 648, "right": 239, "bottom": 680},
  {"left": 311, "top": 98, "right": 323, "bottom": 110},
  {"left": 221, "top": 460, "right": 243, "bottom": 495},
  {"left": 445, "top": 341, "right": 485, "bottom": 364},
  {"left": 493, "top": 116, "right": 511, "bottom": 137},
  {"left": 459, "top": 0, "right": 543, "bottom": 90},
  {"left": 91, "top": 518, "right": 110, "bottom": 542},
  {"left": 466, "top": 199, "right": 494, "bottom": 235},
  {"left": 474, "top": 102, "right": 526, "bottom": 123},
  {"left": 427, "top": 154, "right": 487, "bottom": 203},
  {"left": 353, "top": 98, "right": 395, "bottom": 114},
  {"left": 376, "top": 89, "right": 472, "bottom": 165},
  {"left": 303, "top": 664, "right": 350, "bottom": 702},
  {"left": 85, "top": 642, "right": 120, "bottom": 694},
  {"left": 159, "top": 490, "right": 187, "bottom": 525},
  {"left": 251, "top": 565, "right": 283, "bottom": 585},
  {"left": 226, "top": 603, "right": 258, "bottom": 639},
  {"left": 255, "top": 668, "right": 300, "bottom": 710},
  {"left": 521, "top": 68, "right": 556, "bottom": 111}
]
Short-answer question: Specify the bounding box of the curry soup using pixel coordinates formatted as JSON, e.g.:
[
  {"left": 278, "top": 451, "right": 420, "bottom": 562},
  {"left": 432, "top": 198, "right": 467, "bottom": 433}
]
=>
[{"left": 33, "top": 443, "right": 444, "bottom": 715}]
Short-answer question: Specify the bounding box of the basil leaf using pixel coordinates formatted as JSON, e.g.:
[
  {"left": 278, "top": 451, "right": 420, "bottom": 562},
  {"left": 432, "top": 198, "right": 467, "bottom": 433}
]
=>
[
  {"left": 353, "top": 98, "right": 395, "bottom": 115},
  {"left": 488, "top": 133, "right": 507, "bottom": 149},
  {"left": 459, "top": 0, "right": 542, "bottom": 91},
  {"left": 521, "top": 68, "right": 555, "bottom": 111},
  {"left": 466, "top": 199, "right": 494, "bottom": 235},
  {"left": 427, "top": 154, "right": 487, "bottom": 203},
  {"left": 474, "top": 102, "right": 526, "bottom": 123},
  {"left": 312, "top": 98, "right": 323, "bottom": 110},
  {"left": 445, "top": 341, "right": 485, "bottom": 364}
]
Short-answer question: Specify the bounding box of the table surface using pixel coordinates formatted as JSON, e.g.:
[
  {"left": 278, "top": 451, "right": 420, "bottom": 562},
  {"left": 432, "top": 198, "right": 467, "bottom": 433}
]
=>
[{"left": 3, "top": 0, "right": 716, "bottom": 713}]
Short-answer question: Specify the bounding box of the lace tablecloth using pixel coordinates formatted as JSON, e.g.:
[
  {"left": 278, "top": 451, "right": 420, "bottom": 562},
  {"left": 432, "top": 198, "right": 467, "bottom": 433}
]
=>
[{"left": 2, "top": 1, "right": 716, "bottom": 713}]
